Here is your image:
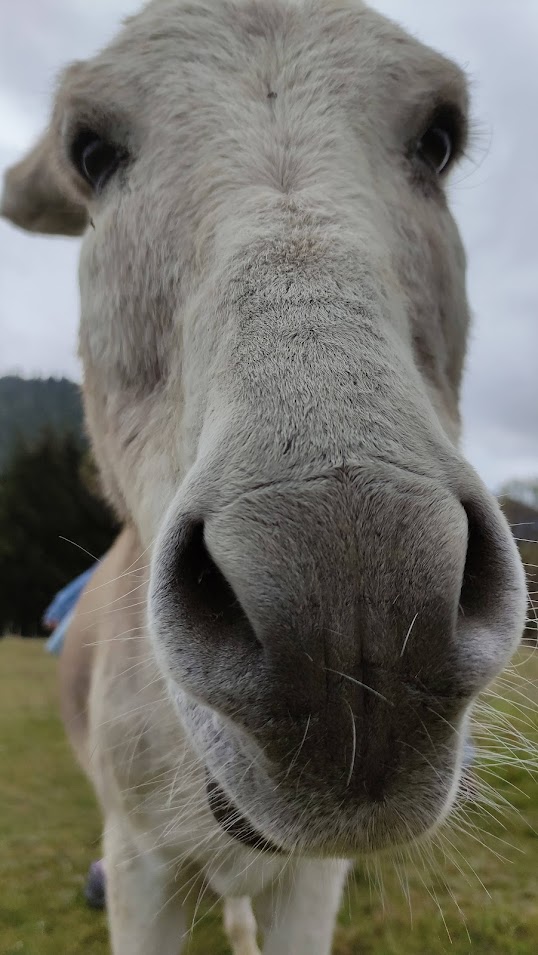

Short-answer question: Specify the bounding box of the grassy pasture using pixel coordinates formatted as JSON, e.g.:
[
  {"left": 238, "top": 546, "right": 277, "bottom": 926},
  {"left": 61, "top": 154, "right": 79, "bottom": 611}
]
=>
[{"left": 1, "top": 637, "right": 537, "bottom": 955}]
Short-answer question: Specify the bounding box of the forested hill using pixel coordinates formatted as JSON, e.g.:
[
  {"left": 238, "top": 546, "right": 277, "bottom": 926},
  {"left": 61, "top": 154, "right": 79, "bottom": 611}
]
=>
[{"left": 0, "top": 376, "right": 85, "bottom": 473}]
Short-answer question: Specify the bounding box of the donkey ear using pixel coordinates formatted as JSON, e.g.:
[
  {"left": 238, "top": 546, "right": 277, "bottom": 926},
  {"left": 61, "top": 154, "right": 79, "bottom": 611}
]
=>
[{"left": 1, "top": 129, "right": 88, "bottom": 237}]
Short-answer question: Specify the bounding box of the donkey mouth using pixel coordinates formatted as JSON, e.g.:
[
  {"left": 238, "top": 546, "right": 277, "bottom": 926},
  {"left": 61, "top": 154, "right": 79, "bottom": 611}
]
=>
[
  {"left": 204, "top": 740, "right": 476, "bottom": 857},
  {"left": 205, "top": 772, "right": 283, "bottom": 854}
]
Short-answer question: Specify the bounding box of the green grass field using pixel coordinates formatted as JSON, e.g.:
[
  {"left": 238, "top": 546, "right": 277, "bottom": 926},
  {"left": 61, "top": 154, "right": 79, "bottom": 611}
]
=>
[{"left": 1, "top": 637, "right": 537, "bottom": 955}]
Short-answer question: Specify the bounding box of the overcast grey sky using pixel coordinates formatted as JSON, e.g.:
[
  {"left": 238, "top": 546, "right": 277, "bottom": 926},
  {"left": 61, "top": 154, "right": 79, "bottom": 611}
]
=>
[{"left": 0, "top": 0, "right": 536, "bottom": 491}]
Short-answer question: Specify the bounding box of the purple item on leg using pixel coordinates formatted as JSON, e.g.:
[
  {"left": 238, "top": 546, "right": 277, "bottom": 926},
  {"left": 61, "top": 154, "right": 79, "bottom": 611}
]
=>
[{"left": 84, "top": 859, "right": 106, "bottom": 910}]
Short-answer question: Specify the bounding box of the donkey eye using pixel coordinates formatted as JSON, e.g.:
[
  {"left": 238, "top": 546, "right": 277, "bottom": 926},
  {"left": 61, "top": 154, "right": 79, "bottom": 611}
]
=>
[
  {"left": 416, "top": 125, "right": 453, "bottom": 175},
  {"left": 414, "top": 104, "right": 465, "bottom": 177},
  {"left": 71, "top": 129, "right": 122, "bottom": 191}
]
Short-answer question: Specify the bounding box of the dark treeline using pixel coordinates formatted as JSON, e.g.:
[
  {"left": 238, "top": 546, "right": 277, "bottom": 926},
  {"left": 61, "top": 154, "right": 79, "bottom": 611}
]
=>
[
  {"left": 0, "top": 375, "right": 84, "bottom": 474},
  {"left": 0, "top": 432, "right": 118, "bottom": 635},
  {"left": 500, "top": 494, "right": 538, "bottom": 639}
]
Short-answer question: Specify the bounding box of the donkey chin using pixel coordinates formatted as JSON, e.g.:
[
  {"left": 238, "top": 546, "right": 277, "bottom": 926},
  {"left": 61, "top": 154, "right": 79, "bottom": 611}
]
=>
[{"left": 176, "top": 694, "right": 470, "bottom": 859}]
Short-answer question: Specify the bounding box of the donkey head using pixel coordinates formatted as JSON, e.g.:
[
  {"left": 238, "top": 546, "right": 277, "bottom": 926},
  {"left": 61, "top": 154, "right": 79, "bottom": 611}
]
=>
[{"left": 2, "top": 0, "right": 526, "bottom": 856}]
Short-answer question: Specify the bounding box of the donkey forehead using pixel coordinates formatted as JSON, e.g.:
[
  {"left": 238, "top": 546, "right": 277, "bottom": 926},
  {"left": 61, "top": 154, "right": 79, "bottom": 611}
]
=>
[
  {"left": 57, "top": 0, "right": 468, "bottom": 124},
  {"left": 68, "top": 0, "right": 470, "bottom": 492}
]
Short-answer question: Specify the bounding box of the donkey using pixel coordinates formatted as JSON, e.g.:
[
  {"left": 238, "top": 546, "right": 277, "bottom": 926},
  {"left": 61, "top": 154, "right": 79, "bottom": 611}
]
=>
[{"left": 1, "top": 1, "right": 527, "bottom": 952}]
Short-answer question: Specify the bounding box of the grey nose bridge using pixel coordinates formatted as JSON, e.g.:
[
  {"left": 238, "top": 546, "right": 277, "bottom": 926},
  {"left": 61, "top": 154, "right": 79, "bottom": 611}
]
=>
[{"left": 211, "top": 249, "right": 444, "bottom": 469}]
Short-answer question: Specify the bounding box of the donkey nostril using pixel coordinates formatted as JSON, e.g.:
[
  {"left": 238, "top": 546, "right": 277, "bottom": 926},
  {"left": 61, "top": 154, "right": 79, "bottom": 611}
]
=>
[
  {"left": 172, "top": 521, "right": 260, "bottom": 646},
  {"left": 459, "top": 500, "right": 518, "bottom": 629},
  {"left": 459, "top": 503, "right": 489, "bottom": 619},
  {"left": 184, "top": 523, "right": 239, "bottom": 622}
]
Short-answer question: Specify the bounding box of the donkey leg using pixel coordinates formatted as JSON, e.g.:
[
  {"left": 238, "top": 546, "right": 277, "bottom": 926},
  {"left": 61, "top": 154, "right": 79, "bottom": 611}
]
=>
[
  {"left": 103, "top": 816, "right": 189, "bottom": 955},
  {"left": 224, "top": 897, "right": 262, "bottom": 955},
  {"left": 254, "top": 858, "right": 350, "bottom": 955}
]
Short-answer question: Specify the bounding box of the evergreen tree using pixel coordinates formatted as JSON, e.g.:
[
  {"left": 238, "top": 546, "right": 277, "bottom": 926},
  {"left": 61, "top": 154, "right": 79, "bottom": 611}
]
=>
[
  {"left": 0, "top": 376, "right": 85, "bottom": 474},
  {"left": 0, "top": 432, "right": 118, "bottom": 636}
]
